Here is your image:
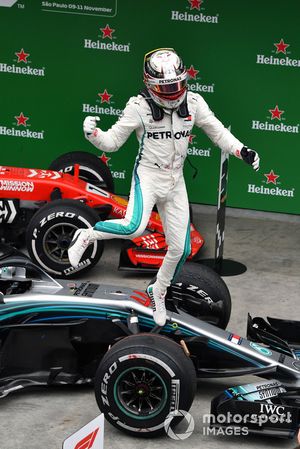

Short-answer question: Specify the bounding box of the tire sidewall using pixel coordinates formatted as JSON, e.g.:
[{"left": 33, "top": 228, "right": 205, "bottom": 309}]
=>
[
  {"left": 26, "top": 200, "right": 103, "bottom": 277},
  {"left": 170, "top": 262, "right": 231, "bottom": 329},
  {"left": 94, "top": 335, "right": 196, "bottom": 436},
  {"left": 49, "top": 151, "right": 114, "bottom": 193}
]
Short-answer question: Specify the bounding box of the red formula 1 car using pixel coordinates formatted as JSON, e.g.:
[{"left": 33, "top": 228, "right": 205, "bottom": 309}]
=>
[{"left": 0, "top": 151, "right": 204, "bottom": 277}]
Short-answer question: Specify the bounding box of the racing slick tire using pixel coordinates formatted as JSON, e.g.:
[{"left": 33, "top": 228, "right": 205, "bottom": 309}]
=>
[
  {"left": 94, "top": 333, "right": 196, "bottom": 437},
  {"left": 26, "top": 199, "right": 104, "bottom": 278},
  {"left": 166, "top": 262, "right": 231, "bottom": 329},
  {"left": 49, "top": 151, "right": 115, "bottom": 193}
]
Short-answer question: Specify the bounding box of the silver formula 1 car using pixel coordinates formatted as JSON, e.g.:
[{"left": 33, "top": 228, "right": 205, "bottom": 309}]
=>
[{"left": 0, "top": 244, "right": 299, "bottom": 439}]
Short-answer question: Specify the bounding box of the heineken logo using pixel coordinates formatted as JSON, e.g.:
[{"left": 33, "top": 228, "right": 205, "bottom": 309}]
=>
[
  {"left": 187, "top": 135, "right": 211, "bottom": 157},
  {"left": 0, "top": 47, "right": 45, "bottom": 77},
  {"left": 15, "top": 112, "right": 29, "bottom": 127},
  {"left": 274, "top": 39, "right": 290, "bottom": 54},
  {"left": 0, "top": 112, "right": 44, "bottom": 140},
  {"left": 100, "top": 24, "right": 115, "bottom": 39},
  {"left": 187, "top": 146, "right": 211, "bottom": 157},
  {"left": 189, "top": 0, "right": 202, "bottom": 9},
  {"left": 251, "top": 105, "right": 299, "bottom": 134},
  {"left": 84, "top": 23, "right": 131, "bottom": 53},
  {"left": 256, "top": 38, "right": 300, "bottom": 67},
  {"left": 269, "top": 105, "right": 284, "bottom": 120},
  {"left": 100, "top": 153, "right": 110, "bottom": 165},
  {"left": 98, "top": 89, "right": 113, "bottom": 104},
  {"left": 15, "top": 48, "right": 29, "bottom": 63},
  {"left": 187, "top": 64, "right": 215, "bottom": 93},
  {"left": 248, "top": 169, "right": 295, "bottom": 198},
  {"left": 82, "top": 88, "right": 122, "bottom": 116},
  {"left": 264, "top": 170, "right": 280, "bottom": 185},
  {"left": 171, "top": 0, "right": 219, "bottom": 24},
  {"left": 99, "top": 153, "right": 126, "bottom": 181}
]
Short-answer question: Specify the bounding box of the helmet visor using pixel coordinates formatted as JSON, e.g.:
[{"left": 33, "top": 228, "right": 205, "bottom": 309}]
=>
[{"left": 150, "top": 78, "right": 187, "bottom": 96}]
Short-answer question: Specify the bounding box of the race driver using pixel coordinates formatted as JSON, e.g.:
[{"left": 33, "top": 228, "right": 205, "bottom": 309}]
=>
[{"left": 68, "top": 48, "right": 260, "bottom": 327}]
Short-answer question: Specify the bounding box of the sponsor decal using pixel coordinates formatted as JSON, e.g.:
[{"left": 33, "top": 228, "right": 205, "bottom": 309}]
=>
[
  {"left": 251, "top": 105, "right": 299, "bottom": 134},
  {"left": 42, "top": 0, "right": 117, "bottom": 18},
  {"left": 228, "top": 334, "right": 242, "bottom": 345},
  {"left": 0, "top": 112, "right": 45, "bottom": 140},
  {"left": 248, "top": 169, "right": 295, "bottom": 198},
  {"left": 171, "top": 0, "right": 219, "bottom": 24},
  {"left": 0, "top": 47, "right": 45, "bottom": 77},
  {"left": 64, "top": 259, "right": 92, "bottom": 276},
  {"left": 84, "top": 22, "right": 131, "bottom": 53},
  {"left": 256, "top": 38, "right": 300, "bottom": 68},
  {"left": 250, "top": 342, "right": 272, "bottom": 357},
  {"left": 0, "top": 200, "right": 17, "bottom": 223},
  {"left": 39, "top": 212, "right": 76, "bottom": 227},
  {"left": 0, "top": 180, "right": 34, "bottom": 192},
  {"left": 187, "top": 64, "right": 215, "bottom": 93},
  {"left": 256, "top": 381, "right": 286, "bottom": 400},
  {"left": 146, "top": 130, "right": 190, "bottom": 140},
  {"left": 82, "top": 89, "right": 122, "bottom": 117},
  {"left": 27, "top": 169, "right": 61, "bottom": 180},
  {"left": 130, "top": 290, "right": 151, "bottom": 307}
]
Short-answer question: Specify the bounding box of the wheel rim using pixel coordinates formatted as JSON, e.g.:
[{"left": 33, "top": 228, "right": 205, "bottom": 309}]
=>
[
  {"left": 43, "top": 222, "right": 77, "bottom": 264},
  {"left": 113, "top": 367, "right": 168, "bottom": 420}
]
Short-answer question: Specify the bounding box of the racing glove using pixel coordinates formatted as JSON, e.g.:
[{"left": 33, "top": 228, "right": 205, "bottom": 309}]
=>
[
  {"left": 240, "top": 146, "right": 260, "bottom": 171},
  {"left": 83, "top": 116, "right": 100, "bottom": 137}
]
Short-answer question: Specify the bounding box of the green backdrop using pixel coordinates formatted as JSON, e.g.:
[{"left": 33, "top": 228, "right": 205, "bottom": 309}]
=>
[{"left": 0, "top": 0, "right": 299, "bottom": 214}]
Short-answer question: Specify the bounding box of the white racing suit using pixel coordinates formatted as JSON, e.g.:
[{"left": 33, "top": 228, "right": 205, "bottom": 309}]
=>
[{"left": 86, "top": 91, "right": 244, "bottom": 293}]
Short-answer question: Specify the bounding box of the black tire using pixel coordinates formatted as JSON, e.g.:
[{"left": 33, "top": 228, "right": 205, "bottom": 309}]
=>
[
  {"left": 26, "top": 199, "right": 104, "bottom": 278},
  {"left": 94, "top": 333, "right": 196, "bottom": 437},
  {"left": 166, "top": 262, "right": 231, "bottom": 329},
  {"left": 49, "top": 151, "right": 115, "bottom": 193}
]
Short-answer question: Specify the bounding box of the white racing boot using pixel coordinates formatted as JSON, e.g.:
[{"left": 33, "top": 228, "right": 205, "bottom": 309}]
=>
[
  {"left": 146, "top": 283, "right": 167, "bottom": 327},
  {"left": 68, "top": 228, "right": 96, "bottom": 268}
]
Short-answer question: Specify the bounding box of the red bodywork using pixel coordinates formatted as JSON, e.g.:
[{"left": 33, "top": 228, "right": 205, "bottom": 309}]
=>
[{"left": 0, "top": 164, "right": 204, "bottom": 268}]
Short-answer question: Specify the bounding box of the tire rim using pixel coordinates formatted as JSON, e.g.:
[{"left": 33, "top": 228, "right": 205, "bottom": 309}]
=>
[
  {"left": 113, "top": 367, "right": 168, "bottom": 419},
  {"left": 43, "top": 222, "right": 77, "bottom": 264},
  {"left": 169, "top": 282, "right": 224, "bottom": 327}
]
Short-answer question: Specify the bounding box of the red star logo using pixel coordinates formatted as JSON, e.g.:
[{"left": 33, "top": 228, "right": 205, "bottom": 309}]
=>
[
  {"left": 187, "top": 65, "right": 199, "bottom": 79},
  {"left": 189, "top": 134, "right": 196, "bottom": 144},
  {"left": 98, "top": 89, "right": 113, "bottom": 103},
  {"left": 100, "top": 24, "right": 115, "bottom": 39},
  {"left": 100, "top": 152, "right": 111, "bottom": 165},
  {"left": 274, "top": 39, "right": 290, "bottom": 54},
  {"left": 189, "top": 0, "right": 202, "bottom": 10},
  {"left": 15, "top": 48, "right": 30, "bottom": 63},
  {"left": 269, "top": 105, "right": 284, "bottom": 120},
  {"left": 15, "top": 112, "right": 29, "bottom": 127},
  {"left": 264, "top": 170, "right": 280, "bottom": 185}
]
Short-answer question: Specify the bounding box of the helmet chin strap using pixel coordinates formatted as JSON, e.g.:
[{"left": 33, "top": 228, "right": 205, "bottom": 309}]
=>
[{"left": 140, "top": 89, "right": 189, "bottom": 121}]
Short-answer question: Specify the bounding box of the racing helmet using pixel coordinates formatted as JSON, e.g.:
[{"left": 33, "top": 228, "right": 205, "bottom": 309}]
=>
[{"left": 143, "top": 48, "right": 188, "bottom": 109}]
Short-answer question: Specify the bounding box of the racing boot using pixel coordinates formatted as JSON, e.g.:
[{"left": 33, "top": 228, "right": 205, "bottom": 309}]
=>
[
  {"left": 68, "top": 228, "right": 97, "bottom": 267},
  {"left": 146, "top": 283, "right": 167, "bottom": 327}
]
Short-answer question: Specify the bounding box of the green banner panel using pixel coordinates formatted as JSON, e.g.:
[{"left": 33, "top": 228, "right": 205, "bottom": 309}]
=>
[{"left": 0, "top": 0, "right": 299, "bottom": 214}]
